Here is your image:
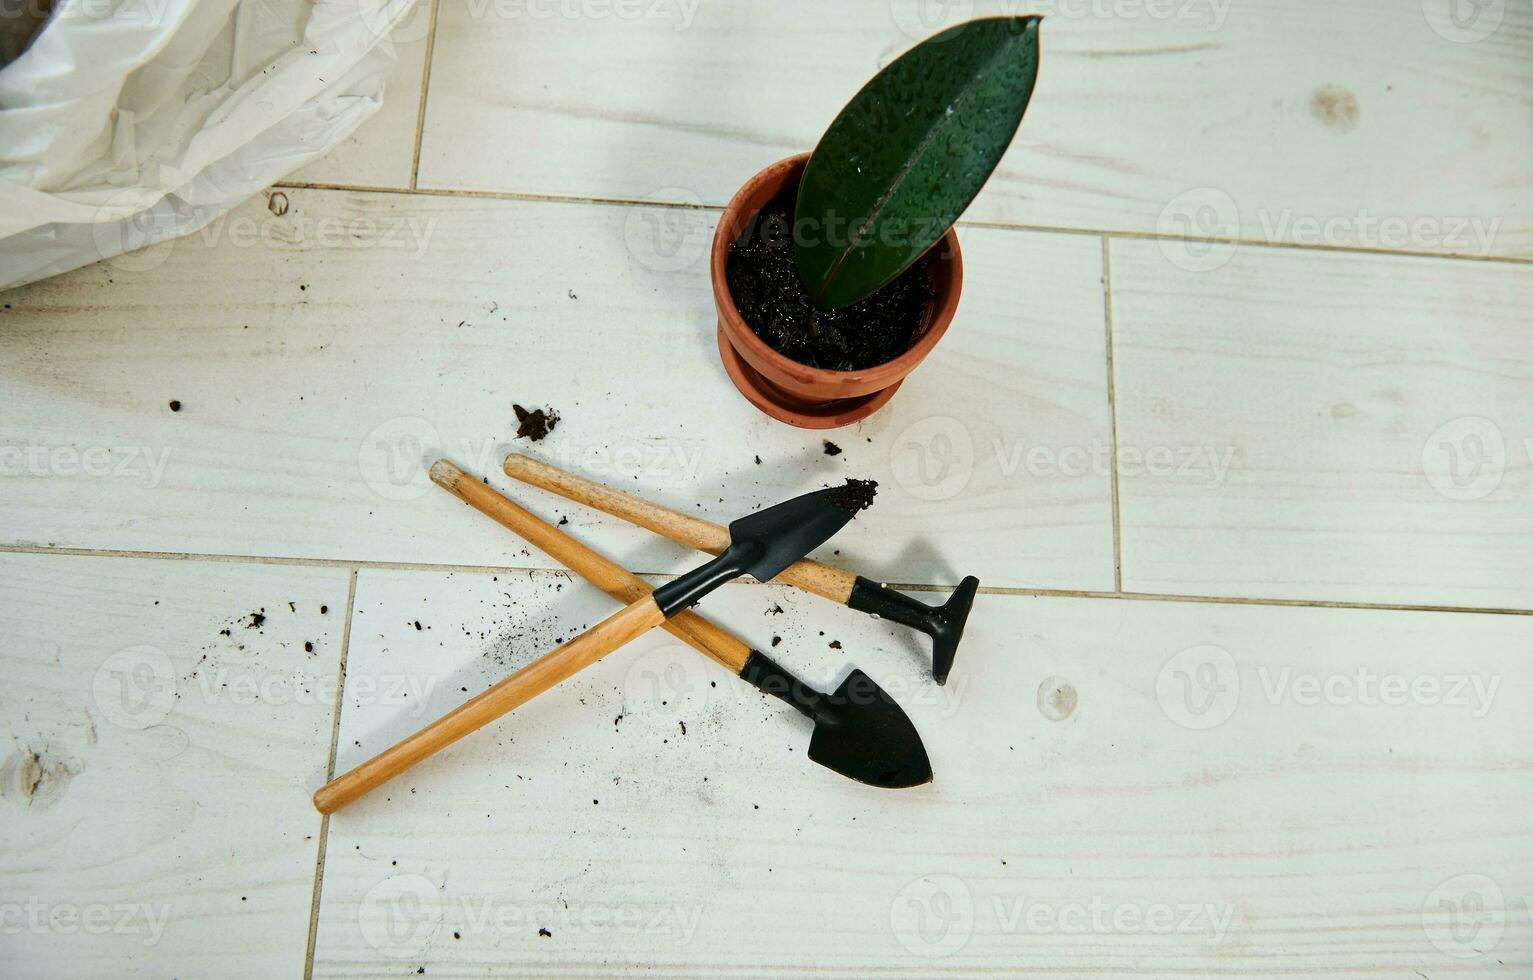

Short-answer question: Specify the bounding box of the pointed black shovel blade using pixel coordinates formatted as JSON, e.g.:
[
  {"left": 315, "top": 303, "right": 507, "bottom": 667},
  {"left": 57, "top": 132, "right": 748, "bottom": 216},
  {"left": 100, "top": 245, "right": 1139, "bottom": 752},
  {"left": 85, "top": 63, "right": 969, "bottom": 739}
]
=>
[
  {"left": 741, "top": 651, "right": 932, "bottom": 789},
  {"left": 729, "top": 478, "right": 877, "bottom": 583},
  {"left": 808, "top": 669, "right": 933, "bottom": 789},
  {"left": 652, "top": 480, "right": 876, "bottom": 617}
]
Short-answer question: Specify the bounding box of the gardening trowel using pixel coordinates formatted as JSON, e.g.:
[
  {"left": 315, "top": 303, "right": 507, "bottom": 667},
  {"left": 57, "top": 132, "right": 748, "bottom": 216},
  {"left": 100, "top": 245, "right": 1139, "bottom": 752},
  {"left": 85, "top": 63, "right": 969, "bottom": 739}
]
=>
[
  {"left": 430, "top": 460, "right": 932, "bottom": 789},
  {"left": 313, "top": 470, "right": 879, "bottom": 813},
  {"left": 503, "top": 452, "right": 979, "bottom": 684}
]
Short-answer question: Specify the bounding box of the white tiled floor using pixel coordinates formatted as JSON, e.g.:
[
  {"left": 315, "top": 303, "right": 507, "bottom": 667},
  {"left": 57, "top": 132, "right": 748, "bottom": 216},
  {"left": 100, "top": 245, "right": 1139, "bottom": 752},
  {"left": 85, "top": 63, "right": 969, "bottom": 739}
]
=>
[{"left": 2, "top": 2, "right": 1530, "bottom": 976}]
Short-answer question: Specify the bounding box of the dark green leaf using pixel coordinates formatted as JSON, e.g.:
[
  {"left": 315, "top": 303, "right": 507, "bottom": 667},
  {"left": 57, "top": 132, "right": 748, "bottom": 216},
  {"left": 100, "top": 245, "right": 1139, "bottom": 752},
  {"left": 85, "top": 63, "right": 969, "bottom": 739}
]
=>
[{"left": 795, "top": 17, "right": 1041, "bottom": 310}]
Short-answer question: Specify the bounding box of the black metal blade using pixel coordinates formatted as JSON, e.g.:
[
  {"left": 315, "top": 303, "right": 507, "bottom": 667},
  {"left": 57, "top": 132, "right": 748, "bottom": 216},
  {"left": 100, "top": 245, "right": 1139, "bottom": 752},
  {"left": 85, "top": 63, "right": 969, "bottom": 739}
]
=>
[
  {"left": 739, "top": 651, "right": 932, "bottom": 790},
  {"left": 728, "top": 479, "right": 876, "bottom": 583},
  {"left": 652, "top": 480, "right": 875, "bottom": 617},
  {"left": 807, "top": 669, "right": 933, "bottom": 789}
]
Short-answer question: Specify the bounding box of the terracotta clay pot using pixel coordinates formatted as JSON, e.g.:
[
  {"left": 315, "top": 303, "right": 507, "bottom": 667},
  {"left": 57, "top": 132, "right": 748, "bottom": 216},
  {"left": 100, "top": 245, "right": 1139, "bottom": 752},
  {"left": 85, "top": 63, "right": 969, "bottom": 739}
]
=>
[{"left": 711, "top": 152, "right": 963, "bottom": 429}]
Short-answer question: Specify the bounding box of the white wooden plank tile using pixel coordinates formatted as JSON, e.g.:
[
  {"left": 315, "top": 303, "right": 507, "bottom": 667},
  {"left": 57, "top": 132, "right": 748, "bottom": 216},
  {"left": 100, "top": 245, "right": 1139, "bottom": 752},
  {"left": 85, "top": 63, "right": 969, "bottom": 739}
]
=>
[
  {"left": 289, "top": 9, "right": 433, "bottom": 189},
  {"left": 0, "top": 553, "right": 349, "bottom": 979},
  {"left": 1110, "top": 239, "right": 1533, "bottom": 609},
  {"left": 313, "top": 568, "right": 1533, "bottom": 975},
  {"left": 417, "top": 0, "right": 1533, "bottom": 258},
  {"left": 0, "top": 187, "right": 1113, "bottom": 590}
]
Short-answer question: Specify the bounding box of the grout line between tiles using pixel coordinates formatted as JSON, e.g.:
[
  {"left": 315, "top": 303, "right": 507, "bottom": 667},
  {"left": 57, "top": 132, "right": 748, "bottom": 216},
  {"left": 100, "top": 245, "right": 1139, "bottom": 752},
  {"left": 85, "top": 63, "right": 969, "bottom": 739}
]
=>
[
  {"left": 303, "top": 568, "right": 358, "bottom": 980},
  {"left": 265, "top": 179, "right": 1533, "bottom": 268},
  {"left": 1, "top": 543, "right": 1528, "bottom": 618},
  {"left": 408, "top": 0, "right": 443, "bottom": 190},
  {"left": 1100, "top": 236, "right": 1123, "bottom": 593}
]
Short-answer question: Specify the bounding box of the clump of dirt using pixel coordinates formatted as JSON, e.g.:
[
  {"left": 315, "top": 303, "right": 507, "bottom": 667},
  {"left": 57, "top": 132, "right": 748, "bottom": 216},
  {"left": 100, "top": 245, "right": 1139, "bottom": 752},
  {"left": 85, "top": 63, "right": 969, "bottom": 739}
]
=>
[
  {"left": 725, "top": 189, "right": 933, "bottom": 371},
  {"left": 822, "top": 478, "right": 878, "bottom": 515},
  {"left": 513, "top": 404, "right": 560, "bottom": 442},
  {"left": 822, "top": 440, "right": 842, "bottom": 456}
]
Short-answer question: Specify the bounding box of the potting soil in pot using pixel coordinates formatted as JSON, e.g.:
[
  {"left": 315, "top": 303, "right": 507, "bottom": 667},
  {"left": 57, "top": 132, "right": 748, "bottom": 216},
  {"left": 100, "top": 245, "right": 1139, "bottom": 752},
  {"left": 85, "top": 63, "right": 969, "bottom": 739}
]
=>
[{"left": 725, "top": 190, "right": 934, "bottom": 372}]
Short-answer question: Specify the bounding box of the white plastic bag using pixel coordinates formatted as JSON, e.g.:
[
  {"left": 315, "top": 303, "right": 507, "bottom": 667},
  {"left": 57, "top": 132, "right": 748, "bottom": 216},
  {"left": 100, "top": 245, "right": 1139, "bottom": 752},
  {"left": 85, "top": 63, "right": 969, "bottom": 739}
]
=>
[{"left": 0, "top": 0, "right": 420, "bottom": 290}]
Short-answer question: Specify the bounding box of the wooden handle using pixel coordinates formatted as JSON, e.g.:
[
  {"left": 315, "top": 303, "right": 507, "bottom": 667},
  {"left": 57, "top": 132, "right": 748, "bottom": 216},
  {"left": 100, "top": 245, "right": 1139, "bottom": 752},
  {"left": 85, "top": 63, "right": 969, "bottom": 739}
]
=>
[
  {"left": 312, "top": 596, "right": 665, "bottom": 814},
  {"left": 503, "top": 453, "right": 857, "bottom": 604},
  {"left": 432, "top": 460, "right": 750, "bottom": 673}
]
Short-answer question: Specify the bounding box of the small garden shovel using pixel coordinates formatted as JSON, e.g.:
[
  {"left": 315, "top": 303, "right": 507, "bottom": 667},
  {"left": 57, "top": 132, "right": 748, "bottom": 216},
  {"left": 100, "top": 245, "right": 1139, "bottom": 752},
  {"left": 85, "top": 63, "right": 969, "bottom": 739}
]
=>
[
  {"left": 312, "top": 473, "right": 874, "bottom": 813},
  {"left": 430, "top": 460, "right": 932, "bottom": 789}
]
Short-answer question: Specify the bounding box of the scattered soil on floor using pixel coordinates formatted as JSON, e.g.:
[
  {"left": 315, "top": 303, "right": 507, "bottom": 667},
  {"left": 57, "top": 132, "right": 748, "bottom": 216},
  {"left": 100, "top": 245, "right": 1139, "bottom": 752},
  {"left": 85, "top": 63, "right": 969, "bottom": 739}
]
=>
[
  {"left": 822, "top": 440, "right": 841, "bottom": 456},
  {"left": 725, "top": 189, "right": 933, "bottom": 371},
  {"left": 513, "top": 404, "right": 560, "bottom": 441}
]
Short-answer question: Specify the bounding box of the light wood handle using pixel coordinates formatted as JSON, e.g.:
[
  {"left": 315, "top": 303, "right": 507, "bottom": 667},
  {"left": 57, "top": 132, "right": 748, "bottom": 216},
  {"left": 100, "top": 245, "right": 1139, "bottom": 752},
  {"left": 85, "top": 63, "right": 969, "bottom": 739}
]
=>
[
  {"left": 312, "top": 596, "right": 665, "bottom": 814},
  {"left": 432, "top": 460, "right": 750, "bottom": 673},
  {"left": 503, "top": 453, "right": 857, "bottom": 604}
]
